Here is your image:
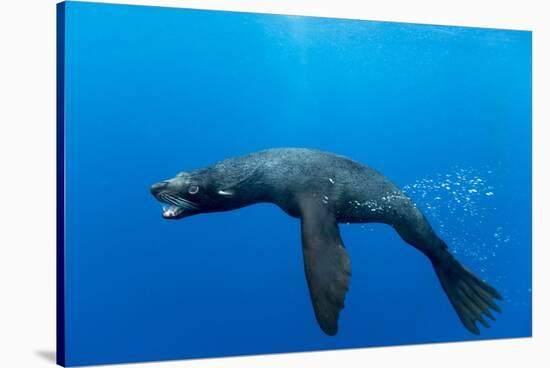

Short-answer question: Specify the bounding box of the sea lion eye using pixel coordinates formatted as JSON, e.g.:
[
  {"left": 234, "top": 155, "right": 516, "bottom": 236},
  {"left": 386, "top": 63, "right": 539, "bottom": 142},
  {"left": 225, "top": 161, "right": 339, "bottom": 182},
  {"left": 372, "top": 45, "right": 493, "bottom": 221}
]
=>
[{"left": 188, "top": 185, "right": 199, "bottom": 194}]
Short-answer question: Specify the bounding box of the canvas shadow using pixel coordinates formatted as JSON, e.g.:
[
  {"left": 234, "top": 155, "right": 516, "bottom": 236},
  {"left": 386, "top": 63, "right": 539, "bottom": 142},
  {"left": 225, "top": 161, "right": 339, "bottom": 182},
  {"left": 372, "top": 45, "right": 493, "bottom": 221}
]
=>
[{"left": 35, "top": 350, "right": 56, "bottom": 364}]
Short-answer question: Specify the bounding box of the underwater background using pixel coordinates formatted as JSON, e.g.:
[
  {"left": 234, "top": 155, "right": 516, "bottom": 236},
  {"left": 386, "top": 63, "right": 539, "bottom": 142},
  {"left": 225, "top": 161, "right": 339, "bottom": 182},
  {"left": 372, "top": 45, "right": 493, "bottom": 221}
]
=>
[{"left": 61, "top": 1, "right": 532, "bottom": 366}]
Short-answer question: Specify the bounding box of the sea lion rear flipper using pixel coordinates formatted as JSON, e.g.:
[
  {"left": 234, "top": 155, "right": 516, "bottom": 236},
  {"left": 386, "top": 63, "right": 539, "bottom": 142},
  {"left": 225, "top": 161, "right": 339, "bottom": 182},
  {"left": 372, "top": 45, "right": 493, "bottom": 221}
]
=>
[
  {"left": 432, "top": 251, "right": 502, "bottom": 334},
  {"left": 299, "top": 198, "right": 351, "bottom": 335}
]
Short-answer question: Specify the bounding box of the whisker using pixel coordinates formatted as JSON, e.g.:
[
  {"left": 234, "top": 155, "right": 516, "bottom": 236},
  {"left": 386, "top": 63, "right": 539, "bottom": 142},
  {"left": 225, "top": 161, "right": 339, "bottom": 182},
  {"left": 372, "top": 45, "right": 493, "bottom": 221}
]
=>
[
  {"left": 165, "top": 194, "right": 197, "bottom": 210},
  {"left": 164, "top": 194, "right": 181, "bottom": 205},
  {"left": 182, "top": 199, "right": 199, "bottom": 209},
  {"left": 180, "top": 198, "right": 199, "bottom": 209},
  {"left": 170, "top": 195, "right": 199, "bottom": 209},
  {"left": 161, "top": 194, "right": 179, "bottom": 206},
  {"left": 159, "top": 192, "right": 199, "bottom": 210}
]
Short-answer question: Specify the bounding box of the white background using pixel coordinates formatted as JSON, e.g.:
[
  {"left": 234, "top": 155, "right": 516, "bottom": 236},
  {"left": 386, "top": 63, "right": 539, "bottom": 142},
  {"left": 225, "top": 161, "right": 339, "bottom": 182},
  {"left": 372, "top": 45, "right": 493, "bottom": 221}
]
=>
[{"left": 0, "top": 0, "right": 547, "bottom": 367}]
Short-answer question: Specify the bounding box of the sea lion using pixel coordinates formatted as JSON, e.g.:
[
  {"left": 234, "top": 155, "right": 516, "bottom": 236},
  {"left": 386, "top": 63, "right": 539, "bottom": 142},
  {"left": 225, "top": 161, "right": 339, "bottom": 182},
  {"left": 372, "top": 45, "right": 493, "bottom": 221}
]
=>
[{"left": 150, "top": 148, "right": 501, "bottom": 335}]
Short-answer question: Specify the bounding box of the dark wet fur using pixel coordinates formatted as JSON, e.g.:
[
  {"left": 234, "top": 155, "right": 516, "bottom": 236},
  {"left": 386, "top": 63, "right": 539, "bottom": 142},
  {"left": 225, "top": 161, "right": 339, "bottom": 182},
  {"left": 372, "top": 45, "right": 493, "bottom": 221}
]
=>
[{"left": 151, "top": 148, "right": 502, "bottom": 335}]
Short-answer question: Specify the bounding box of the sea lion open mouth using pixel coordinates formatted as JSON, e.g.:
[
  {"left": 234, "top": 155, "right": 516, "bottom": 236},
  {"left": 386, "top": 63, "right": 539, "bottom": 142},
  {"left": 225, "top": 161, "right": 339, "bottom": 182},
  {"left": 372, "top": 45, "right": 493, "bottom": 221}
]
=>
[
  {"left": 162, "top": 205, "right": 185, "bottom": 219},
  {"left": 153, "top": 191, "right": 200, "bottom": 219}
]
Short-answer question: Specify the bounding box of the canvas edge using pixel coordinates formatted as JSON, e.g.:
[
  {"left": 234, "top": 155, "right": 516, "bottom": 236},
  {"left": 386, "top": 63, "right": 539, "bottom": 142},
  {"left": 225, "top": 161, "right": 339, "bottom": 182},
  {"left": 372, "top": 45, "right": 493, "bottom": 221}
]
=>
[
  {"left": 56, "top": 2, "right": 67, "bottom": 367},
  {"left": 63, "top": 0, "right": 532, "bottom": 33}
]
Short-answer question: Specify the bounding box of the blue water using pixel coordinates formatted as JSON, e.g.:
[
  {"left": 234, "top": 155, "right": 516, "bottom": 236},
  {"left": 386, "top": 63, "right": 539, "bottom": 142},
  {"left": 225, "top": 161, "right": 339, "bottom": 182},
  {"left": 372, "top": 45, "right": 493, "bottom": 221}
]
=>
[{"left": 62, "top": 2, "right": 532, "bottom": 366}]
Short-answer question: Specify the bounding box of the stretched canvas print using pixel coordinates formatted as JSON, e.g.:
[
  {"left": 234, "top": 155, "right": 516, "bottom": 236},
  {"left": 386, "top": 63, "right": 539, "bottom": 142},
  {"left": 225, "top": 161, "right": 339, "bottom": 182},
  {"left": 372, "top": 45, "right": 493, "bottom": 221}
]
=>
[{"left": 56, "top": 1, "right": 532, "bottom": 366}]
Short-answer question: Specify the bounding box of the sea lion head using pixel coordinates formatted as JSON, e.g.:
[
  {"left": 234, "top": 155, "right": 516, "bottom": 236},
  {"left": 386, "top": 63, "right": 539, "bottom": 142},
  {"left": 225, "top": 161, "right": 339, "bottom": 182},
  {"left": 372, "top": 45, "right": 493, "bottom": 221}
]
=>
[{"left": 150, "top": 170, "right": 238, "bottom": 220}]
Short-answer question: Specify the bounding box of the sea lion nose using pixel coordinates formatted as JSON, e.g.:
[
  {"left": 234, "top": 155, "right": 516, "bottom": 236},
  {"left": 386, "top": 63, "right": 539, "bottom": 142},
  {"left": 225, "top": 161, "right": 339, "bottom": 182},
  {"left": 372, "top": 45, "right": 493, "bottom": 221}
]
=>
[{"left": 150, "top": 181, "right": 168, "bottom": 195}]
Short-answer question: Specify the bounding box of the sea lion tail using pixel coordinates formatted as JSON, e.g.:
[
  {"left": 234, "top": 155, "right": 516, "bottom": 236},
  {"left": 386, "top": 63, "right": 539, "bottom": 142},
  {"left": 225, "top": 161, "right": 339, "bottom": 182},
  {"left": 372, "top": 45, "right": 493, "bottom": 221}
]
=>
[{"left": 431, "top": 251, "right": 502, "bottom": 334}]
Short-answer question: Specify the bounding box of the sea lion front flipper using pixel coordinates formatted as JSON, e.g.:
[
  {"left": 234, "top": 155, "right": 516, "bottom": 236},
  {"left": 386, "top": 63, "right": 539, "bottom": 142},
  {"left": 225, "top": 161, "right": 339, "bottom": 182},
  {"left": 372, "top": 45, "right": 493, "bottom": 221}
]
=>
[{"left": 299, "top": 198, "right": 351, "bottom": 336}]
